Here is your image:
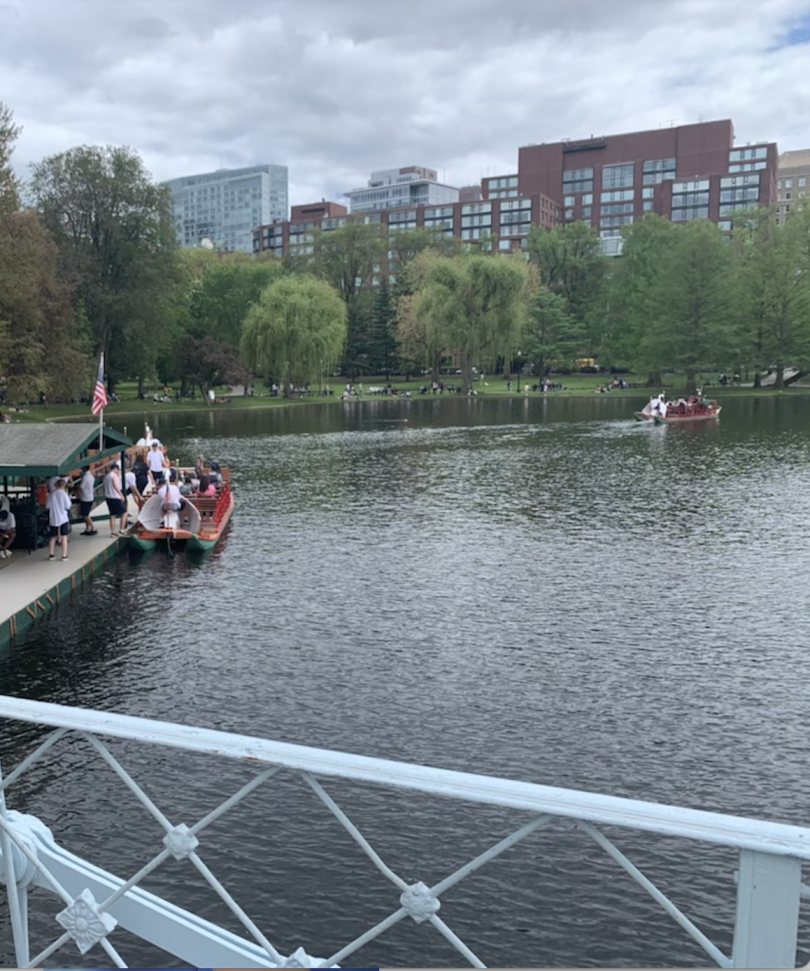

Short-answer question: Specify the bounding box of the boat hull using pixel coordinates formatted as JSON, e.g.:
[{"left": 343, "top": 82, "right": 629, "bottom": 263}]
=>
[
  {"left": 130, "top": 488, "right": 234, "bottom": 552},
  {"left": 635, "top": 402, "right": 721, "bottom": 424},
  {"left": 652, "top": 408, "right": 721, "bottom": 424}
]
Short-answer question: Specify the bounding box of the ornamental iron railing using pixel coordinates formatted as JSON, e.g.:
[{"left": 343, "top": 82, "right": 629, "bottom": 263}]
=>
[{"left": 0, "top": 694, "right": 807, "bottom": 968}]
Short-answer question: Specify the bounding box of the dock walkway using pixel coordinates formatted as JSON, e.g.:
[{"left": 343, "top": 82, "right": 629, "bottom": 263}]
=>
[{"left": 0, "top": 499, "right": 139, "bottom": 646}]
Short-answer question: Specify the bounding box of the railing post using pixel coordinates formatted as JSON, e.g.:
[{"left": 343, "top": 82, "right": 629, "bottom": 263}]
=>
[
  {"left": 732, "top": 849, "right": 801, "bottom": 968},
  {"left": 0, "top": 762, "right": 30, "bottom": 968}
]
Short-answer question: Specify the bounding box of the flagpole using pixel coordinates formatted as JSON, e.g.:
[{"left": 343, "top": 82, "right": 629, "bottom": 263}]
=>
[{"left": 98, "top": 352, "right": 105, "bottom": 454}]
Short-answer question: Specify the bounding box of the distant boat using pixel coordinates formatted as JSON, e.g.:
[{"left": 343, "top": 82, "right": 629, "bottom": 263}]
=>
[
  {"left": 129, "top": 476, "right": 234, "bottom": 552},
  {"left": 634, "top": 397, "right": 721, "bottom": 424}
]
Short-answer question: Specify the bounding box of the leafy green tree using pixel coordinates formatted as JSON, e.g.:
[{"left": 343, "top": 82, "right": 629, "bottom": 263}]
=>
[
  {"left": 174, "top": 334, "right": 251, "bottom": 403},
  {"left": 29, "top": 145, "right": 177, "bottom": 388},
  {"left": 240, "top": 276, "right": 346, "bottom": 396},
  {"left": 733, "top": 206, "right": 810, "bottom": 388},
  {"left": 639, "top": 219, "right": 738, "bottom": 391},
  {"left": 603, "top": 215, "right": 680, "bottom": 382},
  {"left": 368, "top": 280, "right": 399, "bottom": 377},
  {"left": 525, "top": 221, "right": 606, "bottom": 351},
  {"left": 412, "top": 253, "right": 530, "bottom": 392},
  {"left": 0, "top": 101, "right": 21, "bottom": 217},
  {"left": 395, "top": 250, "right": 442, "bottom": 378},
  {"left": 0, "top": 106, "right": 89, "bottom": 402},
  {"left": 309, "top": 220, "right": 384, "bottom": 376},
  {"left": 187, "top": 252, "right": 284, "bottom": 345},
  {"left": 0, "top": 210, "right": 87, "bottom": 403},
  {"left": 522, "top": 285, "right": 587, "bottom": 376}
]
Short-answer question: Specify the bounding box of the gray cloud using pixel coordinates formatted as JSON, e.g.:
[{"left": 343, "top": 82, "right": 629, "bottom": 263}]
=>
[{"left": 3, "top": 0, "right": 809, "bottom": 207}]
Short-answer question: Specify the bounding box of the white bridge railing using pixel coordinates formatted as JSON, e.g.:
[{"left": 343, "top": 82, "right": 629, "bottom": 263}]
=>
[{"left": 0, "top": 695, "right": 808, "bottom": 969}]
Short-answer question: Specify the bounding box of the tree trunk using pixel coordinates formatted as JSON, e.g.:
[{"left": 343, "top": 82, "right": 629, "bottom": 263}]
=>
[
  {"left": 646, "top": 372, "right": 663, "bottom": 388},
  {"left": 461, "top": 351, "right": 474, "bottom": 394},
  {"left": 137, "top": 374, "right": 145, "bottom": 399},
  {"left": 774, "top": 363, "right": 784, "bottom": 389},
  {"left": 685, "top": 368, "right": 697, "bottom": 395},
  {"left": 753, "top": 371, "right": 761, "bottom": 389}
]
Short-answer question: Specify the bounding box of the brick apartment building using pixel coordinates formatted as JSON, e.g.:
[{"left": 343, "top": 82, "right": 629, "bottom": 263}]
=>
[{"left": 253, "top": 119, "right": 778, "bottom": 265}]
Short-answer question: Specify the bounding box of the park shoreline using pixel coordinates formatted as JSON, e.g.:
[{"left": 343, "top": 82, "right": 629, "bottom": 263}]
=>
[{"left": 14, "top": 383, "right": 807, "bottom": 426}]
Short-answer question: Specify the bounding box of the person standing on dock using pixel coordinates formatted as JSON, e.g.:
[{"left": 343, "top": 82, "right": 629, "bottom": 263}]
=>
[
  {"left": 77, "top": 467, "right": 98, "bottom": 535},
  {"left": 0, "top": 508, "right": 16, "bottom": 557},
  {"left": 103, "top": 464, "right": 128, "bottom": 536},
  {"left": 47, "top": 479, "right": 72, "bottom": 560}
]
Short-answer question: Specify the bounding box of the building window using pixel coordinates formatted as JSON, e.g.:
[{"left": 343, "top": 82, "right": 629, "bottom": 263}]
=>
[
  {"left": 562, "top": 167, "right": 594, "bottom": 193},
  {"left": 461, "top": 203, "right": 492, "bottom": 215},
  {"left": 500, "top": 198, "right": 532, "bottom": 211},
  {"left": 729, "top": 146, "right": 768, "bottom": 162},
  {"left": 718, "top": 220, "right": 732, "bottom": 232},
  {"left": 600, "top": 214, "right": 634, "bottom": 227},
  {"left": 671, "top": 207, "right": 709, "bottom": 221},
  {"left": 499, "top": 210, "right": 531, "bottom": 226},
  {"left": 581, "top": 206, "right": 592, "bottom": 218},
  {"left": 564, "top": 195, "right": 575, "bottom": 206},
  {"left": 720, "top": 174, "right": 760, "bottom": 188},
  {"left": 461, "top": 213, "right": 492, "bottom": 228},
  {"left": 602, "top": 163, "right": 634, "bottom": 189},
  {"left": 600, "top": 202, "right": 634, "bottom": 214},
  {"left": 672, "top": 191, "right": 710, "bottom": 207},
  {"left": 728, "top": 162, "right": 767, "bottom": 173},
  {"left": 719, "top": 187, "right": 759, "bottom": 204},
  {"left": 799, "top": 178, "right": 807, "bottom": 187},
  {"left": 672, "top": 179, "right": 710, "bottom": 193},
  {"left": 643, "top": 200, "right": 653, "bottom": 211},
  {"left": 425, "top": 205, "right": 454, "bottom": 218},
  {"left": 601, "top": 189, "right": 634, "bottom": 203},
  {"left": 642, "top": 158, "right": 676, "bottom": 184},
  {"left": 565, "top": 208, "right": 574, "bottom": 219}
]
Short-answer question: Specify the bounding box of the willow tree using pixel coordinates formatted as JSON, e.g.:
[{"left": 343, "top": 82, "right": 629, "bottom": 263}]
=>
[
  {"left": 240, "top": 275, "right": 346, "bottom": 396},
  {"left": 412, "top": 252, "right": 530, "bottom": 392}
]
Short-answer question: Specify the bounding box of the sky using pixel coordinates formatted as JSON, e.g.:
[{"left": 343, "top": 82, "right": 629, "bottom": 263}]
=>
[{"left": 2, "top": 0, "right": 810, "bottom": 209}]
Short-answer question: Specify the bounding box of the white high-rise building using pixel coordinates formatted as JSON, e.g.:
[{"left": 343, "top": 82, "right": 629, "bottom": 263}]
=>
[
  {"left": 345, "top": 166, "right": 459, "bottom": 212},
  {"left": 165, "top": 164, "right": 288, "bottom": 252}
]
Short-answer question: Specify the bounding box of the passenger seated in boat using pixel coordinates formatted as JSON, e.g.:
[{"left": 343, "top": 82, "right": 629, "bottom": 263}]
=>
[{"left": 196, "top": 474, "right": 217, "bottom": 497}]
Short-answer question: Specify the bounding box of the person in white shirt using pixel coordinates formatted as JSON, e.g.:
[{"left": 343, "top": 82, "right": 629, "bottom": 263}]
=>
[
  {"left": 47, "top": 479, "right": 72, "bottom": 560},
  {"left": 77, "top": 468, "right": 98, "bottom": 535},
  {"left": 147, "top": 442, "right": 168, "bottom": 485},
  {"left": 103, "top": 465, "right": 127, "bottom": 536},
  {"left": 124, "top": 468, "right": 144, "bottom": 506},
  {"left": 0, "top": 508, "right": 16, "bottom": 557}
]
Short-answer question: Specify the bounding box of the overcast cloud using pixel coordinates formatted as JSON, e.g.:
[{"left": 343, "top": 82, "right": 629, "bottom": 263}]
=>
[{"left": 2, "top": 0, "right": 809, "bottom": 207}]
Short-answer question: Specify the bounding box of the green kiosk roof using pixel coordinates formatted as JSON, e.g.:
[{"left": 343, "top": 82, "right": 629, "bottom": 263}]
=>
[{"left": 0, "top": 423, "right": 133, "bottom": 478}]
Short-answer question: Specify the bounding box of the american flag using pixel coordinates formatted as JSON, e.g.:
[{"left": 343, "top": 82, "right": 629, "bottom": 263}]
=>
[{"left": 91, "top": 355, "right": 108, "bottom": 415}]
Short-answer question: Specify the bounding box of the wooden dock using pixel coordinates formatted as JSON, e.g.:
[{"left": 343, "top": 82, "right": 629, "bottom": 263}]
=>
[{"left": 0, "top": 501, "right": 138, "bottom": 647}]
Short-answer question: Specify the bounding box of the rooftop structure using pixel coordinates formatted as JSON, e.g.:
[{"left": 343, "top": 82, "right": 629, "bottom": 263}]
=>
[
  {"left": 165, "top": 164, "right": 288, "bottom": 253},
  {"left": 345, "top": 166, "right": 460, "bottom": 212}
]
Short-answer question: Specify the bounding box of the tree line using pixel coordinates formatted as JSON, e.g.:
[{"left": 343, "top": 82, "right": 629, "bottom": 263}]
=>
[{"left": 2, "top": 100, "right": 809, "bottom": 405}]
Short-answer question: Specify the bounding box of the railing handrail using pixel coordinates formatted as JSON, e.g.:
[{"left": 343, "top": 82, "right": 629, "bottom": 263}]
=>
[{"left": 1, "top": 694, "right": 809, "bottom": 860}]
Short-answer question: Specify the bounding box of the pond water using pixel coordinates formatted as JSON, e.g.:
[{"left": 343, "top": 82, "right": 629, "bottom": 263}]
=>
[{"left": 1, "top": 394, "right": 809, "bottom": 968}]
